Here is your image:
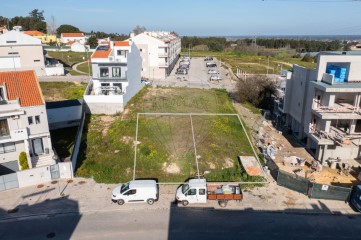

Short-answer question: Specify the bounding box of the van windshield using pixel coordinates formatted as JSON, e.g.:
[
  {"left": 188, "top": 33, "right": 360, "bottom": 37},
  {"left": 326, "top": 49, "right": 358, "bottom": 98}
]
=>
[
  {"left": 182, "top": 184, "right": 190, "bottom": 194},
  {"left": 121, "top": 183, "right": 130, "bottom": 193}
]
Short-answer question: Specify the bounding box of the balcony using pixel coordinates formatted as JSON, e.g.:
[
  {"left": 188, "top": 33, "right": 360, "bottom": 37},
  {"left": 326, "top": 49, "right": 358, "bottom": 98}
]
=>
[
  {"left": 158, "top": 53, "right": 168, "bottom": 58},
  {"left": 312, "top": 100, "right": 361, "bottom": 120},
  {"left": 0, "top": 128, "right": 28, "bottom": 144},
  {"left": 0, "top": 99, "right": 21, "bottom": 114},
  {"left": 309, "top": 126, "right": 361, "bottom": 146},
  {"left": 158, "top": 62, "right": 169, "bottom": 68},
  {"left": 95, "top": 74, "right": 127, "bottom": 81}
]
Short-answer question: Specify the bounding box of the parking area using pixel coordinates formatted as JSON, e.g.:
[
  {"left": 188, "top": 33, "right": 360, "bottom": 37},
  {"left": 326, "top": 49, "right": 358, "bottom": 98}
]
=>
[{"left": 153, "top": 57, "right": 236, "bottom": 91}]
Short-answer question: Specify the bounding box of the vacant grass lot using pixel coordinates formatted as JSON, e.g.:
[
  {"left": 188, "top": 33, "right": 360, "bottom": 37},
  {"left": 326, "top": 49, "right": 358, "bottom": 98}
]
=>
[
  {"left": 76, "top": 62, "right": 92, "bottom": 75},
  {"left": 183, "top": 50, "right": 316, "bottom": 74},
  {"left": 39, "top": 82, "right": 87, "bottom": 101},
  {"left": 76, "top": 87, "right": 264, "bottom": 183},
  {"left": 48, "top": 51, "right": 90, "bottom": 66}
]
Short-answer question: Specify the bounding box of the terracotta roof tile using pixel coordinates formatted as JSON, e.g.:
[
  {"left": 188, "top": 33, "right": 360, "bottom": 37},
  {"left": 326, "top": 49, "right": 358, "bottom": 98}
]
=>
[
  {"left": 24, "top": 30, "right": 44, "bottom": 36},
  {"left": 61, "top": 33, "right": 84, "bottom": 37},
  {"left": 0, "top": 70, "right": 44, "bottom": 107},
  {"left": 114, "top": 41, "right": 130, "bottom": 47},
  {"left": 91, "top": 48, "right": 112, "bottom": 59}
]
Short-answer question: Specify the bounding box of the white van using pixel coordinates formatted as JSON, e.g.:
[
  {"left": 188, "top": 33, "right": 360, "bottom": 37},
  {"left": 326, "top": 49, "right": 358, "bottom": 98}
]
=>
[{"left": 112, "top": 180, "right": 159, "bottom": 205}]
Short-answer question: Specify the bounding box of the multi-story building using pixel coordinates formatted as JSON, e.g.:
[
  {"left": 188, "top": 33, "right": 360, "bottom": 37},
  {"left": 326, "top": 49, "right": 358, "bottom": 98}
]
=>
[
  {"left": 128, "top": 31, "right": 181, "bottom": 80},
  {"left": 60, "top": 32, "right": 86, "bottom": 45},
  {"left": 0, "top": 70, "right": 56, "bottom": 173},
  {"left": 83, "top": 40, "right": 143, "bottom": 114},
  {"left": 281, "top": 52, "right": 361, "bottom": 164},
  {"left": 0, "top": 30, "right": 46, "bottom": 76}
]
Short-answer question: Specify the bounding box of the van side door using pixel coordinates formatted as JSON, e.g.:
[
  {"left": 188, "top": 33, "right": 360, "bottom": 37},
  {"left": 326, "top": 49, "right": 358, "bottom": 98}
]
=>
[
  {"left": 186, "top": 188, "right": 198, "bottom": 203},
  {"left": 124, "top": 189, "right": 138, "bottom": 202},
  {"left": 197, "top": 188, "right": 207, "bottom": 203}
]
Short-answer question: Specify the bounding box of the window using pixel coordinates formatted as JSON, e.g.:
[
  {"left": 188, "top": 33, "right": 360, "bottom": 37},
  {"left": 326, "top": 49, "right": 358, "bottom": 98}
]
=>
[
  {"left": 100, "top": 68, "right": 109, "bottom": 77},
  {"left": 113, "top": 83, "right": 122, "bottom": 93},
  {"left": 28, "top": 116, "right": 33, "bottom": 125},
  {"left": 0, "top": 87, "right": 5, "bottom": 101},
  {"left": 112, "top": 67, "right": 121, "bottom": 77},
  {"left": 35, "top": 115, "right": 40, "bottom": 124},
  {"left": 117, "top": 50, "right": 128, "bottom": 56},
  {"left": 139, "top": 49, "right": 143, "bottom": 52},
  {"left": 188, "top": 188, "right": 197, "bottom": 195},
  {"left": 0, "top": 119, "right": 10, "bottom": 137},
  {"left": 126, "top": 189, "right": 136, "bottom": 195},
  {"left": 34, "top": 60, "right": 40, "bottom": 62},
  {"left": 8, "top": 52, "right": 19, "bottom": 55},
  {"left": 0, "top": 143, "right": 16, "bottom": 154},
  {"left": 199, "top": 189, "right": 206, "bottom": 195},
  {"left": 6, "top": 40, "right": 17, "bottom": 44}
]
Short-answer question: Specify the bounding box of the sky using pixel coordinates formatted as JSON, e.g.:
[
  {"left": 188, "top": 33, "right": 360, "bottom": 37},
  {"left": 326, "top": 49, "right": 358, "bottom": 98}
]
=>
[{"left": 1, "top": 0, "right": 361, "bottom": 36}]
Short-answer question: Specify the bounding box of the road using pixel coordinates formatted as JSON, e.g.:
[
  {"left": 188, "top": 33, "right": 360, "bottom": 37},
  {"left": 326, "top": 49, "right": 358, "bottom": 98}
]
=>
[{"left": 1, "top": 207, "right": 360, "bottom": 240}]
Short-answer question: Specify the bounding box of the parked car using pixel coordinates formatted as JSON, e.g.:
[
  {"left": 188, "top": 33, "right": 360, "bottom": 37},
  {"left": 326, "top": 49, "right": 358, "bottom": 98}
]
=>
[
  {"left": 210, "top": 75, "right": 222, "bottom": 81},
  {"left": 112, "top": 180, "right": 159, "bottom": 205},
  {"left": 204, "top": 57, "right": 213, "bottom": 61},
  {"left": 208, "top": 69, "right": 219, "bottom": 74},
  {"left": 178, "top": 65, "right": 189, "bottom": 70},
  {"left": 182, "top": 56, "right": 191, "bottom": 61},
  {"left": 176, "top": 178, "right": 242, "bottom": 207},
  {"left": 180, "top": 60, "right": 190, "bottom": 66},
  {"left": 206, "top": 62, "right": 217, "bottom": 68},
  {"left": 176, "top": 69, "right": 188, "bottom": 75}
]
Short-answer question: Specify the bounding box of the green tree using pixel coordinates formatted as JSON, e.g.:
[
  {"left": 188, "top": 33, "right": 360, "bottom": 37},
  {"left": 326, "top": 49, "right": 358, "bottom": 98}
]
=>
[
  {"left": 19, "top": 152, "right": 29, "bottom": 170},
  {"left": 87, "top": 36, "right": 98, "bottom": 48},
  {"left": 28, "top": 9, "right": 45, "bottom": 21},
  {"left": 56, "top": 24, "right": 80, "bottom": 35}
]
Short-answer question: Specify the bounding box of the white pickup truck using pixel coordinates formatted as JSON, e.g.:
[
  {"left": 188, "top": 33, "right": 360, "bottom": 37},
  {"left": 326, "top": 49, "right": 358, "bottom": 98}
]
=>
[{"left": 175, "top": 178, "right": 242, "bottom": 207}]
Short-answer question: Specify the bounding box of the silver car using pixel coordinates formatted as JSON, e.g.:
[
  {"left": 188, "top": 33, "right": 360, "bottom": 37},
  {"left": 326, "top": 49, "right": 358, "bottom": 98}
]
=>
[{"left": 210, "top": 75, "right": 222, "bottom": 81}]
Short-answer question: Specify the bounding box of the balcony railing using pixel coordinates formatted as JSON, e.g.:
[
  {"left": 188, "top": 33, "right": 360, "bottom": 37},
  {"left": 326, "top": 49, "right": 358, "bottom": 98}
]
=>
[
  {"left": 96, "top": 74, "right": 127, "bottom": 80},
  {"left": 0, "top": 99, "right": 21, "bottom": 113},
  {"left": 312, "top": 100, "right": 358, "bottom": 114}
]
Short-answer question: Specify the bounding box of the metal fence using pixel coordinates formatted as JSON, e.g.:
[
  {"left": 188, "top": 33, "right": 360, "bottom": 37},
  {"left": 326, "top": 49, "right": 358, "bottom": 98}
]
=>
[
  {"left": 277, "top": 170, "right": 310, "bottom": 195},
  {"left": 266, "top": 158, "right": 352, "bottom": 201},
  {"left": 0, "top": 173, "right": 19, "bottom": 192},
  {"left": 309, "top": 183, "right": 351, "bottom": 201}
]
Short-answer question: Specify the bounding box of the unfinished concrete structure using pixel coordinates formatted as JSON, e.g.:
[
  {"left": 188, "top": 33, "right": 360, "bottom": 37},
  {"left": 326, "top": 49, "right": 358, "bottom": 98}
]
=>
[{"left": 281, "top": 52, "right": 361, "bottom": 164}]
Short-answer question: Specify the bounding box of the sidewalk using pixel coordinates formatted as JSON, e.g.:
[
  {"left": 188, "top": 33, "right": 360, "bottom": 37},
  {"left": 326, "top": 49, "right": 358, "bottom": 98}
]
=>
[{"left": 0, "top": 177, "right": 357, "bottom": 222}]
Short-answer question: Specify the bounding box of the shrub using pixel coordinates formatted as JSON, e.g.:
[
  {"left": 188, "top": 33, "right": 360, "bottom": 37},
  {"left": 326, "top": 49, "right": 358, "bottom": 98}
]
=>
[{"left": 19, "top": 152, "right": 29, "bottom": 170}]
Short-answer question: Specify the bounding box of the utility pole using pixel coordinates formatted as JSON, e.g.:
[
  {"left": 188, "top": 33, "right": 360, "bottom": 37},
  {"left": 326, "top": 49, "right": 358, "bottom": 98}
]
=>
[{"left": 267, "top": 56, "right": 270, "bottom": 75}]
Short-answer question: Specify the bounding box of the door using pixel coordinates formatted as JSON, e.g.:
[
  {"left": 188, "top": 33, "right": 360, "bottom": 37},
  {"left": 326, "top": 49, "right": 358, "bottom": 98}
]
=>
[
  {"left": 186, "top": 188, "right": 198, "bottom": 203},
  {"left": 50, "top": 164, "right": 60, "bottom": 180},
  {"left": 197, "top": 188, "right": 207, "bottom": 203},
  {"left": 124, "top": 189, "right": 140, "bottom": 202},
  {"left": 32, "top": 138, "right": 44, "bottom": 155}
]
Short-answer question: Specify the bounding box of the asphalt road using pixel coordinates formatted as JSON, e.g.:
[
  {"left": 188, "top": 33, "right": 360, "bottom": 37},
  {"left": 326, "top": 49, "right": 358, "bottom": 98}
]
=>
[{"left": 1, "top": 207, "right": 360, "bottom": 240}]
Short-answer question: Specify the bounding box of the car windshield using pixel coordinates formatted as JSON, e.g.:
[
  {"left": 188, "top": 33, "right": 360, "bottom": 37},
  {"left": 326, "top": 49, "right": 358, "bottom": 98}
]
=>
[
  {"left": 182, "top": 184, "right": 190, "bottom": 194},
  {"left": 120, "top": 183, "right": 130, "bottom": 193}
]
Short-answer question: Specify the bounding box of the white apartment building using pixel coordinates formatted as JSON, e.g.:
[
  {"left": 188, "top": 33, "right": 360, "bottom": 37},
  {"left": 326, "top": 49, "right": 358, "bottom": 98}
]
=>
[
  {"left": 0, "top": 70, "right": 56, "bottom": 174},
  {"left": 83, "top": 40, "right": 143, "bottom": 114},
  {"left": 60, "top": 32, "right": 86, "bottom": 45},
  {"left": 129, "top": 31, "right": 181, "bottom": 80},
  {"left": 0, "top": 30, "right": 46, "bottom": 76},
  {"left": 280, "top": 52, "right": 361, "bottom": 164},
  {"left": 0, "top": 30, "right": 64, "bottom": 76}
]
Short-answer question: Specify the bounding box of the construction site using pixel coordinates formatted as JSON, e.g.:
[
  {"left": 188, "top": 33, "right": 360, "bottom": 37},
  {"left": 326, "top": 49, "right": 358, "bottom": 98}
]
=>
[{"left": 234, "top": 103, "right": 361, "bottom": 187}]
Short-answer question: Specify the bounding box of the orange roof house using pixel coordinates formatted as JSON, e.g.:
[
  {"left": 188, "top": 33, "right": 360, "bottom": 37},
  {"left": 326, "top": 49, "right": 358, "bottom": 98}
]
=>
[
  {"left": 114, "top": 41, "right": 130, "bottom": 47},
  {"left": 61, "top": 33, "right": 84, "bottom": 38},
  {"left": 24, "top": 30, "right": 45, "bottom": 36},
  {"left": 0, "top": 70, "right": 44, "bottom": 107}
]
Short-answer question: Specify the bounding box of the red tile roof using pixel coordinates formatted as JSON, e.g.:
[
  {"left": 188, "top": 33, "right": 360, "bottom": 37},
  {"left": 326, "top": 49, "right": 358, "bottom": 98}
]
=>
[
  {"left": 66, "top": 40, "right": 76, "bottom": 46},
  {"left": 92, "top": 48, "right": 112, "bottom": 59},
  {"left": 114, "top": 41, "right": 130, "bottom": 47},
  {"left": 24, "top": 30, "right": 45, "bottom": 36},
  {"left": 61, "top": 33, "right": 84, "bottom": 37},
  {"left": 0, "top": 71, "right": 44, "bottom": 107}
]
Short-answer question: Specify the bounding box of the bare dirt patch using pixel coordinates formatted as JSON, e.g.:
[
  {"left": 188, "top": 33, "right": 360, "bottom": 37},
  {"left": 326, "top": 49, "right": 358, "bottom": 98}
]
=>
[
  {"left": 163, "top": 162, "right": 180, "bottom": 174},
  {"left": 223, "top": 158, "right": 234, "bottom": 168},
  {"left": 99, "top": 115, "right": 116, "bottom": 136}
]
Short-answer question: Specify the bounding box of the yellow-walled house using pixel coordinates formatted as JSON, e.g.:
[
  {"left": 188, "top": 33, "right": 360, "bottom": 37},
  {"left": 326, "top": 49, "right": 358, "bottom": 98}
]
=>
[{"left": 24, "top": 30, "right": 60, "bottom": 44}]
